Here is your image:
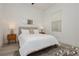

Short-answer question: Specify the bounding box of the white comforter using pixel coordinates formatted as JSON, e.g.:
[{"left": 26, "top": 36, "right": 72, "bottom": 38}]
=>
[{"left": 18, "top": 34, "right": 59, "bottom": 56}]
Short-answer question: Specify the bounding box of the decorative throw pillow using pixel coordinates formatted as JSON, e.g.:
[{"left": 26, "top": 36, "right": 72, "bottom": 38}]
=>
[{"left": 21, "top": 29, "right": 30, "bottom": 34}]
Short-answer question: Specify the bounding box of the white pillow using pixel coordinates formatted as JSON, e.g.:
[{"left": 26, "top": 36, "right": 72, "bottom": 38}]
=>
[
  {"left": 34, "top": 29, "right": 39, "bottom": 34},
  {"left": 21, "top": 29, "right": 29, "bottom": 34}
]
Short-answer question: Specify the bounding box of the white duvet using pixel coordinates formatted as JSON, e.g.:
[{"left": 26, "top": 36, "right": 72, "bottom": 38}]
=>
[{"left": 18, "top": 34, "right": 59, "bottom": 56}]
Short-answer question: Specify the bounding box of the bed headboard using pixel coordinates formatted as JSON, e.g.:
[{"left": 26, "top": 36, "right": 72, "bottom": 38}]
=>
[{"left": 19, "top": 26, "right": 38, "bottom": 35}]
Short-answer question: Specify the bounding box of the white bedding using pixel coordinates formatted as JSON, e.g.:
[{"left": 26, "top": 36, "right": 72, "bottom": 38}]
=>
[{"left": 18, "top": 34, "right": 59, "bottom": 56}]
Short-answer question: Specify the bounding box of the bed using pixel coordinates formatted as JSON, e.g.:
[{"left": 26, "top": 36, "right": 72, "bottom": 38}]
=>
[{"left": 18, "top": 26, "right": 59, "bottom": 56}]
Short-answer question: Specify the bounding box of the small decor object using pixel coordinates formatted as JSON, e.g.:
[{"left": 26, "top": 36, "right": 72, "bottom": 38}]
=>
[{"left": 27, "top": 19, "right": 33, "bottom": 25}]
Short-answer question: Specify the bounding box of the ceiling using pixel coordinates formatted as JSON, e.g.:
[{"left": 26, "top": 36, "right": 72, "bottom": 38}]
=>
[
  {"left": 31, "top": 3, "right": 56, "bottom": 11},
  {"left": 0, "top": 3, "right": 56, "bottom": 11}
]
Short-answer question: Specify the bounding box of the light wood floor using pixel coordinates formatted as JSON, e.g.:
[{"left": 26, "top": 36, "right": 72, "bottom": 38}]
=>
[{"left": 0, "top": 43, "right": 19, "bottom": 56}]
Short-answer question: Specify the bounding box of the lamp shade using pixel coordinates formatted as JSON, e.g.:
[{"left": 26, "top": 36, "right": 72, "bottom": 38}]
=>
[
  {"left": 9, "top": 23, "right": 16, "bottom": 34},
  {"left": 9, "top": 24, "right": 15, "bottom": 30}
]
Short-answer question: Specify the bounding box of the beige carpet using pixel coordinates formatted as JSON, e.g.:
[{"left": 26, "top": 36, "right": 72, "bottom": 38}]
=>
[
  {"left": 27, "top": 45, "right": 79, "bottom": 56},
  {"left": 14, "top": 44, "right": 79, "bottom": 56}
]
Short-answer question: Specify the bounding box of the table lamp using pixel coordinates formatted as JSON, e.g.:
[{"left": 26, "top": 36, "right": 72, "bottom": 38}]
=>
[{"left": 9, "top": 24, "right": 15, "bottom": 34}]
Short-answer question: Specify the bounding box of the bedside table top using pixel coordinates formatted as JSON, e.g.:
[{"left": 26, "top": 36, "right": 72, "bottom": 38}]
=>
[{"left": 8, "top": 34, "right": 16, "bottom": 35}]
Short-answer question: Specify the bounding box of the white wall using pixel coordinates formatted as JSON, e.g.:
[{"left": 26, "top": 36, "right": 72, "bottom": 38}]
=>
[
  {"left": 0, "top": 27, "right": 3, "bottom": 47},
  {"left": 61, "top": 4, "right": 79, "bottom": 47},
  {"left": 1, "top": 3, "right": 79, "bottom": 47},
  {"left": 0, "top": 4, "right": 43, "bottom": 43},
  {"left": 43, "top": 3, "right": 79, "bottom": 47},
  {"left": 0, "top": 4, "right": 5, "bottom": 46}
]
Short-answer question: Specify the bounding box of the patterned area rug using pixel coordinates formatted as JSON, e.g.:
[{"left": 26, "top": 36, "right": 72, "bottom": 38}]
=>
[{"left": 14, "top": 45, "right": 79, "bottom": 56}]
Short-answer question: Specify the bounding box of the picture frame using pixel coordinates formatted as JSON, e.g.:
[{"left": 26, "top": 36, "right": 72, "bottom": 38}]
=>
[{"left": 27, "top": 19, "right": 33, "bottom": 24}]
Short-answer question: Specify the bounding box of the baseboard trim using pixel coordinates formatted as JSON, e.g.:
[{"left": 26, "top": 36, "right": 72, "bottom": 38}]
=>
[{"left": 59, "top": 41, "right": 79, "bottom": 48}]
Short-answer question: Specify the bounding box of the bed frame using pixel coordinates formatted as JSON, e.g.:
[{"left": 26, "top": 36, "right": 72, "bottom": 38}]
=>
[{"left": 19, "top": 26, "right": 38, "bottom": 35}]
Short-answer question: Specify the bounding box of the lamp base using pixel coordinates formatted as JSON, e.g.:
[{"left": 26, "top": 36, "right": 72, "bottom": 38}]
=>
[{"left": 10, "top": 29, "right": 14, "bottom": 34}]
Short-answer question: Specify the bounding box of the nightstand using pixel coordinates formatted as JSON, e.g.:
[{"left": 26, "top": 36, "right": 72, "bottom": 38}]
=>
[{"left": 7, "top": 34, "right": 16, "bottom": 44}]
